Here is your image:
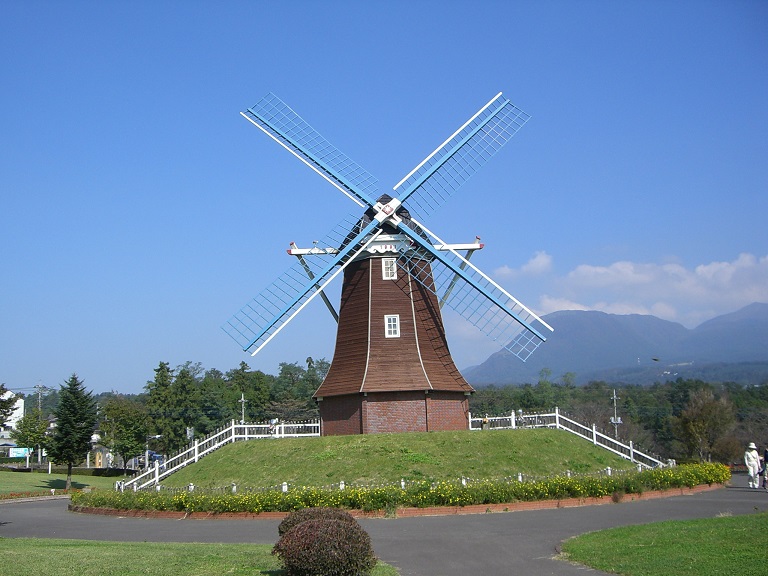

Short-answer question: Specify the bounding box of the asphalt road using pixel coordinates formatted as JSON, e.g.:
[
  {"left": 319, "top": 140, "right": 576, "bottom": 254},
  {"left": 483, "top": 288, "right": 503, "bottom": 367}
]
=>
[{"left": 1, "top": 485, "right": 767, "bottom": 575}]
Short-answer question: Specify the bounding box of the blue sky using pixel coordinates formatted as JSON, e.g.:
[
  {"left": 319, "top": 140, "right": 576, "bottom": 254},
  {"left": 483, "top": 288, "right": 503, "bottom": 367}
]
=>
[{"left": 2, "top": 1, "right": 766, "bottom": 395}]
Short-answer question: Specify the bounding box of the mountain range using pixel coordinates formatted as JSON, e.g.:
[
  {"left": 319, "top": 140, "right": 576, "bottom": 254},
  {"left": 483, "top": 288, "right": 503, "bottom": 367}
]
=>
[{"left": 462, "top": 302, "right": 768, "bottom": 386}]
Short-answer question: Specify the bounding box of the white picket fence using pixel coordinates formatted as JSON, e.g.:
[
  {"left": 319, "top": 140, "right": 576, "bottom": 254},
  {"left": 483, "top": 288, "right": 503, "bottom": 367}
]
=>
[
  {"left": 469, "top": 407, "right": 667, "bottom": 470},
  {"left": 122, "top": 408, "right": 665, "bottom": 491},
  {"left": 121, "top": 419, "right": 319, "bottom": 491}
]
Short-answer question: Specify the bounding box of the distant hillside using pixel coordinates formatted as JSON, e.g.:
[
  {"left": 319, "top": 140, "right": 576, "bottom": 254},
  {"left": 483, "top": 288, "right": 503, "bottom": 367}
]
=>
[{"left": 463, "top": 302, "right": 768, "bottom": 386}]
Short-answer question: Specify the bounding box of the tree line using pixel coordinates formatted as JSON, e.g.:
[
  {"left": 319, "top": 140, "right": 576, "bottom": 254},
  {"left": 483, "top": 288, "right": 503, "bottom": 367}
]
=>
[
  {"left": 470, "top": 369, "right": 768, "bottom": 464},
  {"left": 6, "top": 362, "right": 768, "bottom": 470},
  {"left": 8, "top": 359, "right": 328, "bottom": 470}
]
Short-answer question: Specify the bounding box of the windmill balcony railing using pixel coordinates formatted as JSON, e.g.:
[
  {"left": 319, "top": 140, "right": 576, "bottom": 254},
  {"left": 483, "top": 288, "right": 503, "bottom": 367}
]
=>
[
  {"left": 120, "top": 419, "right": 320, "bottom": 492},
  {"left": 469, "top": 407, "right": 667, "bottom": 470}
]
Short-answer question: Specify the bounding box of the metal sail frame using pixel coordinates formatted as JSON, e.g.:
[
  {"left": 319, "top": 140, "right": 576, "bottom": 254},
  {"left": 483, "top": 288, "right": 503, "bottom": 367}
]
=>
[{"left": 225, "top": 92, "right": 552, "bottom": 360}]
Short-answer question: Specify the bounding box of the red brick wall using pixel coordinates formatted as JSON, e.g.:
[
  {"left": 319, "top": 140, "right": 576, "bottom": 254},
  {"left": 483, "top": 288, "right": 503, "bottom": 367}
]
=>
[
  {"left": 365, "top": 392, "right": 427, "bottom": 433},
  {"left": 319, "top": 391, "right": 469, "bottom": 435},
  {"left": 426, "top": 391, "right": 470, "bottom": 431},
  {"left": 319, "top": 395, "right": 363, "bottom": 436}
]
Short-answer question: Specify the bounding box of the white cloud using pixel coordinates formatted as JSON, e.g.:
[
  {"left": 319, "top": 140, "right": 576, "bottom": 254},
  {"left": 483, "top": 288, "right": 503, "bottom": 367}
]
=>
[
  {"left": 522, "top": 251, "right": 553, "bottom": 275},
  {"left": 537, "top": 252, "right": 768, "bottom": 327},
  {"left": 495, "top": 250, "right": 552, "bottom": 279}
]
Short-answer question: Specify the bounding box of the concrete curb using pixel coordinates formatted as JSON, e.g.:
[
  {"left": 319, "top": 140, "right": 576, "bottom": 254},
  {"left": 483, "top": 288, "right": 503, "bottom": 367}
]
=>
[
  {"left": 68, "top": 482, "right": 724, "bottom": 520},
  {"left": 0, "top": 495, "right": 72, "bottom": 505}
]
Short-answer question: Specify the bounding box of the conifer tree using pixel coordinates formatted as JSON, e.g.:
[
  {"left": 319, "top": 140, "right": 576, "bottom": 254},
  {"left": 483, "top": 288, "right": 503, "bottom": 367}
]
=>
[
  {"left": 145, "top": 362, "right": 175, "bottom": 453},
  {"left": 47, "top": 374, "right": 97, "bottom": 489}
]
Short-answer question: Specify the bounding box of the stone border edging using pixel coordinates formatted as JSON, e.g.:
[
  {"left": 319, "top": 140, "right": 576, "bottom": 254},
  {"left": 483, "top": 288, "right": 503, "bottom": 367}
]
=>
[
  {"left": 68, "top": 483, "right": 723, "bottom": 520},
  {"left": 0, "top": 495, "right": 72, "bottom": 505}
]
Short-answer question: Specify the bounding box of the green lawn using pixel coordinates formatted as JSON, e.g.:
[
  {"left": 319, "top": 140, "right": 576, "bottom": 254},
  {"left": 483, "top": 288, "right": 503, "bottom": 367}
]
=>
[
  {"left": 163, "top": 428, "right": 634, "bottom": 489},
  {"left": 561, "top": 512, "right": 768, "bottom": 576},
  {"left": 0, "top": 538, "right": 398, "bottom": 576},
  {"left": 0, "top": 470, "right": 128, "bottom": 496}
]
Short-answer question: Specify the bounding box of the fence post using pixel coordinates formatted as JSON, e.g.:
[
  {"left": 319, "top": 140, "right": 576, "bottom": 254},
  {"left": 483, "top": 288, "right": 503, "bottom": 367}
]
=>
[
  {"left": 468, "top": 412, "right": 472, "bottom": 430},
  {"left": 592, "top": 423, "right": 597, "bottom": 445},
  {"left": 231, "top": 420, "right": 236, "bottom": 443},
  {"left": 154, "top": 460, "right": 159, "bottom": 485},
  {"left": 511, "top": 411, "right": 516, "bottom": 429},
  {"left": 194, "top": 439, "right": 199, "bottom": 463},
  {"left": 629, "top": 440, "right": 634, "bottom": 463},
  {"left": 555, "top": 407, "right": 560, "bottom": 429}
]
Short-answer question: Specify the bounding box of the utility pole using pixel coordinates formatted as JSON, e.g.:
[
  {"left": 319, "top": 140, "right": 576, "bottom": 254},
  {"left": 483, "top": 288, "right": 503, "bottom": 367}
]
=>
[
  {"left": 34, "top": 381, "right": 49, "bottom": 412},
  {"left": 610, "top": 388, "right": 622, "bottom": 438}
]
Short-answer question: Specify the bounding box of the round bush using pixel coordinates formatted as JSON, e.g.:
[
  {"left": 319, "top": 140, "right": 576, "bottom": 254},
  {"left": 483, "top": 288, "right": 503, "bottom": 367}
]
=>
[
  {"left": 277, "top": 506, "right": 357, "bottom": 536},
  {"left": 272, "top": 518, "right": 377, "bottom": 576}
]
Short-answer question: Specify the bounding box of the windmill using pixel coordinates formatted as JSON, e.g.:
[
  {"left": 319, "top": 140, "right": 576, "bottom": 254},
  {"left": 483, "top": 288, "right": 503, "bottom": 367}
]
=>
[{"left": 224, "top": 93, "right": 553, "bottom": 435}]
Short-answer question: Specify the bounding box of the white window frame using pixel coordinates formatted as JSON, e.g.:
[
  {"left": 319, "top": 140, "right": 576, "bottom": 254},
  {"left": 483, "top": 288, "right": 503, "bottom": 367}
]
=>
[
  {"left": 382, "top": 257, "right": 397, "bottom": 280},
  {"left": 385, "top": 314, "right": 400, "bottom": 338}
]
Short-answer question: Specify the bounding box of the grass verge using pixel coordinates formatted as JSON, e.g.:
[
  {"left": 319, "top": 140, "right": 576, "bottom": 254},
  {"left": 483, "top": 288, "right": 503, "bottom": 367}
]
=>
[
  {"left": 0, "top": 538, "right": 398, "bottom": 576},
  {"left": 0, "top": 470, "right": 127, "bottom": 498},
  {"left": 561, "top": 511, "right": 767, "bottom": 576}
]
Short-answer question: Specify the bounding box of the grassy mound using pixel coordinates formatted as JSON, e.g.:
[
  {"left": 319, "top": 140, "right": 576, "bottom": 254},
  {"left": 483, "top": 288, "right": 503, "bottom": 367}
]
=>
[{"left": 162, "top": 428, "right": 635, "bottom": 489}]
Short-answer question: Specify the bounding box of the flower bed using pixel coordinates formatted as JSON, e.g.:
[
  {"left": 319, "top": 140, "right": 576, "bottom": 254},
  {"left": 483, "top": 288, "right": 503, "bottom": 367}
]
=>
[{"left": 70, "top": 463, "right": 730, "bottom": 515}]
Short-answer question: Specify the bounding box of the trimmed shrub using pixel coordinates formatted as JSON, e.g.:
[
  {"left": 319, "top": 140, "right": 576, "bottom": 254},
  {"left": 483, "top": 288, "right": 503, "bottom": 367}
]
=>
[
  {"left": 272, "top": 518, "right": 377, "bottom": 576},
  {"left": 278, "top": 506, "right": 357, "bottom": 536},
  {"left": 70, "top": 462, "right": 731, "bottom": 514}
]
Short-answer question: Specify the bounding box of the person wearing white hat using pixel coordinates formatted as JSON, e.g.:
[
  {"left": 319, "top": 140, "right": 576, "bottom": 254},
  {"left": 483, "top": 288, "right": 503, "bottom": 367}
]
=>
[{"left": 744, "top": 442, "right": 761, "bottom": 488}]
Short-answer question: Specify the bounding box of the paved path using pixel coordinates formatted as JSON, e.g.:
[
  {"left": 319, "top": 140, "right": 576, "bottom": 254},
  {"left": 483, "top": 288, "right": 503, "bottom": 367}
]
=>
[{"left": 1, "top": 485, "right": 766, "bottom": 575}]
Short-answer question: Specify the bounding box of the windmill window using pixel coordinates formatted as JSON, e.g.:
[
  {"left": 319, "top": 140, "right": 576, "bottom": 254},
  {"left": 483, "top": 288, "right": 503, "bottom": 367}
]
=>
[
  {"left": 382, "top": 258, "right": 397, "bottom": 280},
  {"left": 385, "top": 314, "right": 400, "bottom": 338}
]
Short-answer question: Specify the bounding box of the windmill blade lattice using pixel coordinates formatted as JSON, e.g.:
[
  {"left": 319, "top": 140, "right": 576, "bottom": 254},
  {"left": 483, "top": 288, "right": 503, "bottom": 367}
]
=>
[
  {"left": 395, "top": 221, "right": 553, "bottom": 361},
  {"left": 242, "top": 93, "right": 379, "bottom": 208},
  {"left": 394, "top": 93, "right": 530, "bottom": 218},
  {"left": 226, "top": 91, "right": 551, "bottom": 366},
  {"left": 223, "top": 214, "right": 382, "bottom": 354}
]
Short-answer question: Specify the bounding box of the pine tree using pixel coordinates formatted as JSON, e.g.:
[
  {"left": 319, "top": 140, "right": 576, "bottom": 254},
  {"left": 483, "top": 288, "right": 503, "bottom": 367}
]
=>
[
  {"left": 47, "top": 374, "right": 97, "bottom": 489},
  {"left": 145, "top": 362, "right": 175, "bottom": 454}
]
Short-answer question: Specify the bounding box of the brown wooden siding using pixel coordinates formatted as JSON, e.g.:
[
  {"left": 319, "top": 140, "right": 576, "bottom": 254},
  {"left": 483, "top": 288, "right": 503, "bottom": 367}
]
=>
[
  {"left": 318, "top": 390, "right": 469, "bottom": 434},
  {"left": 315, "top": 253, "right": 474, "bottom": 435}
]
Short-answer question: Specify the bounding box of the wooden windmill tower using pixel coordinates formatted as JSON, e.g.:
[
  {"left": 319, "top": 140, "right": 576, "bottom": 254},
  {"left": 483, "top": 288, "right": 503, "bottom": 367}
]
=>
[{"left": 224, "top": 93, "right": 553, "bottom": 435}]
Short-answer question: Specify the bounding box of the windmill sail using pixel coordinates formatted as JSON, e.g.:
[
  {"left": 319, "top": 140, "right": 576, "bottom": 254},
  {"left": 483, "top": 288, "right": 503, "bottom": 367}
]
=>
[
  {"left": 394, "top": 93, "right": 530, "bottom": 218},
  {"left": 223, "top": 215, "right": 383, "bottom": 355},
  {"left": 395, "top": 219, "right": 553, "bottom": 361},
  {"left": 227, "top": 91, "right": 551, "bottom": 364},
  {"left": 242, "top": 93, "right": 378, "bottom": 208}
]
